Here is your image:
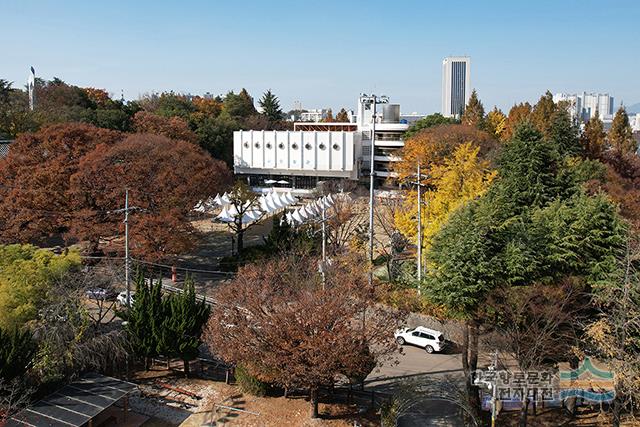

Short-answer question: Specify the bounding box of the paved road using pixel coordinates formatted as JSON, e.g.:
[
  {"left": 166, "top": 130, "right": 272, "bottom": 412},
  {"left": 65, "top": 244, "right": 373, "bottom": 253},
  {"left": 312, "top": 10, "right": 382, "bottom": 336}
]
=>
[{"left": 364, "top": 322, "right": 470, "bottom": 426}]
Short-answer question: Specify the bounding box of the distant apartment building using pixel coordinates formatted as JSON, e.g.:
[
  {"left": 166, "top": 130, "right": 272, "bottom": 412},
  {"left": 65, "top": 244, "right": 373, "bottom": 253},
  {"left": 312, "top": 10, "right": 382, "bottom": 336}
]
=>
[
  {"left": 299, "top": 109, "right": 329, "bottom": 122},
  {"left": 553, "top": 92, "right": 615, "bottom": 122},
  {"left": 233, "top": 96, "right": 409, "bottom": 189},
  {"left": 629, "top": 113, "right": 640, "bottom": 132},
  {"left": 442, "top": 56, "right": 471, "bottom": 118}
]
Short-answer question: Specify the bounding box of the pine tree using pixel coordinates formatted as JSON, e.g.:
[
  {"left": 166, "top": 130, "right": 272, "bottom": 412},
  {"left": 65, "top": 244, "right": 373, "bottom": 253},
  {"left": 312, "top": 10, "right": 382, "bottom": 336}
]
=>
[
  {"left": 609, "top": 107, "right": 637, "bottom": 153},
  {"left": 549, "top": 106, "right": 580, "bottom": 156},
  {"left": 0, "top": 327, "right": 36, "bottom": 382},
  {"left": 125, "top": 273, "right": 163, "bottom": 369},
  {"left": 580, "top": 111, "right": 606, "bottom": 159},
  {"left": 461, "top": 89, "right": 485, "bottom": 128},
  {"left": 258, "top": 89, "right": 284, "bottom": 122},
  {"left": 531, "top": 90, "right": 557, "bottom": 138},
  {"left": 162, "top": 278, "right": 210, "bottom": 378},
  {"left": 335, "top": 108, "right": 350, "bottom": 122}
]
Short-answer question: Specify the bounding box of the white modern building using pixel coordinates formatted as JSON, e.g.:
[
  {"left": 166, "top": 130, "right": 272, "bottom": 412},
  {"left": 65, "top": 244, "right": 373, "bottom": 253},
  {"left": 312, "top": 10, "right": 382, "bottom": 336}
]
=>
[
  {"left": 442, "top": 56, "right": 471, "bottom": 118},
  {"left": 553, "top": 92, "right": 615, "bottom": 122},
  {"left": 233, "top": 96, "right": 409, "bottom": 188},
  {"left": 300, "top": 109, "right": 329, "bottom": 122}
]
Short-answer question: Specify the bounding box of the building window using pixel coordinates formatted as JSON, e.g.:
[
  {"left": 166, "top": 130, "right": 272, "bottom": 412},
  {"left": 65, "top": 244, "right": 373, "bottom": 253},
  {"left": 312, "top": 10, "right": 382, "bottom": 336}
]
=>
[
  {"left": 266, "top": 143, "right": 272, "bottom": 149},
  {"left": 291, "top": 143, "right": 299, "bottom": 149},
  {"left": 254, "top": 142, "right": 260, "bottom": 148},
  {"left": 304, "top": 143, "right": 312, "bottom": 150},
  {"left": 332, "top": 143, "right": 340, "bottom": 150},
  {"left": 243, "top": 142, "right": 249, "bottom": 148},
  {"left": 278, "top": 143, "right": 285, "bottom": 149},
  {"left": 319, "top": 143, "right": 326, "bottom": 150}
]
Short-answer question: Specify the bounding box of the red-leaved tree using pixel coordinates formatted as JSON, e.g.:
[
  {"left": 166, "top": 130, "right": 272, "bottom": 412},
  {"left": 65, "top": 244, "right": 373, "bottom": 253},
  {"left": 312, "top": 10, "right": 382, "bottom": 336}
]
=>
[{"left": 205, "top": 252, "right": 403, "bottom": 418}]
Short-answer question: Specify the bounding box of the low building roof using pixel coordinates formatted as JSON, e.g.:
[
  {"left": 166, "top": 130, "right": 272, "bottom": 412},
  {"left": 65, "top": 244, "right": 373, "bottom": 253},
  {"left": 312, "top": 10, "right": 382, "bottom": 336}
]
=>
[{"left": 6, "top": 373, "right": 137, "bottom": 427}]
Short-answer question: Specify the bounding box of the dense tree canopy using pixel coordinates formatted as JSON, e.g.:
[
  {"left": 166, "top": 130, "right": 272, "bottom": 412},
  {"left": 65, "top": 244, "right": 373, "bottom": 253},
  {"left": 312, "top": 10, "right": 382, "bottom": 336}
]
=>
[
  {"left": 258, "top": 89, "right": 284, "bottom": 122},
  {"left": 403, "top": 113, "right": 458, "bottom": 139},
  {"left": 393, "top": 124, "right": 498, "bottom": 184},
  {"left": 0, "top": 244, "right": 80, "bottom": 329},
  {"left": 609, "top": 107, "right": 637, "bottom": 153},
  {"left": 461, "top": 89, "right": 485, "bottom": 128},
  {"left": 0, "top": 124, "right": 231, "bottom": 260}
]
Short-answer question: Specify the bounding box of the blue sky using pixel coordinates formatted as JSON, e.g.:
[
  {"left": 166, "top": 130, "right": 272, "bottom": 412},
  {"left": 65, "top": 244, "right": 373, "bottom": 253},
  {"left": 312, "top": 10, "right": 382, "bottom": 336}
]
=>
[{"left": 3, "top": 0, "right": 639, "bottom": 114}]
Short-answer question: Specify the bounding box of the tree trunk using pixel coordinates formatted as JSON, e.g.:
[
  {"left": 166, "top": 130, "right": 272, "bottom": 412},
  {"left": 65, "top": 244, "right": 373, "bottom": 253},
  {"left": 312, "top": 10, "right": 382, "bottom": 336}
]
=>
[
  {"left": 612, "top": 384, "right": 622, "bottom": 427},
  {"left": 310, "top": 387, "right": 319, "bottom": 418},
  {"left": 469, "top": 320, "right": 481, "bottom": 411},
  {"left": 519, "top": 387, "right": 529, "bottom": 427},
  {"left": 183, "top": 359, "right": 190, "bottom": 378},
  {"left": 237, "top": 225, "right": 244, "bottom": 255},
  {"left": 565, "top": 357, "right": 579, "bottom": 416},
  {"left": 144, "top": 357, "right": 150, "bottom": 371}
]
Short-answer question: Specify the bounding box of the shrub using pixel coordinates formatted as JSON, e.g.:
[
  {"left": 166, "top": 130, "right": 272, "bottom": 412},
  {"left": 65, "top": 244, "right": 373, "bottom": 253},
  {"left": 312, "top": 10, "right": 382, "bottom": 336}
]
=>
[{"left": 235, "top": 364, "right": 269, "bottom": 397}]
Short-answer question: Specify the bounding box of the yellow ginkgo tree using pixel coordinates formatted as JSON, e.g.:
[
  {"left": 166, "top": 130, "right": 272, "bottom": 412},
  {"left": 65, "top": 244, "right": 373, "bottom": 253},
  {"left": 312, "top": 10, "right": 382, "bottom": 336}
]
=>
[{"left": 395, "top": 142, "right": 496, "bottom": 253}]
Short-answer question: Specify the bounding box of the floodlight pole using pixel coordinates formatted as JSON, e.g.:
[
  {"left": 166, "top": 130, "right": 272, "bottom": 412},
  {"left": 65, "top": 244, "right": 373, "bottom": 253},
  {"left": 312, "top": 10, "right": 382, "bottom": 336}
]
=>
[
  {"left": 417, "top": 162, "right": 422, "bottom": 292},
  {"left": 368, "top": 102, "right": 377, "bottom": 281}
]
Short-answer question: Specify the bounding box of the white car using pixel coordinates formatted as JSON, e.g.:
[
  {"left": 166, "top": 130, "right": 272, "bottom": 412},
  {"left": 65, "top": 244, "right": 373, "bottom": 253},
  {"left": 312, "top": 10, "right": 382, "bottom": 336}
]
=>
[
  {"left": 117, "top": 291, "right": 135, "bottom": 307},
  {"left": 394, "top": 326, "right": 446, "bottom": 354}
]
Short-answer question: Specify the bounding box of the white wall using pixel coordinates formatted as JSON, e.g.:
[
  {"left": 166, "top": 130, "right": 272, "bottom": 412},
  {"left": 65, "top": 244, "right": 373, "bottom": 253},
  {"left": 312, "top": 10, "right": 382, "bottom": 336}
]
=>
[{"left": 234, "top": 130, "right": 358, "bottom": 178}]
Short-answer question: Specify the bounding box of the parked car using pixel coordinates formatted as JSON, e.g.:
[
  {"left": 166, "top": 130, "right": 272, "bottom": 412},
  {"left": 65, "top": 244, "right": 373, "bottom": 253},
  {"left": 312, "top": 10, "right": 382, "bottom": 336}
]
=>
[
  {"left": 394, "top": 326, "right": 446, "bottom": 353},
  {"left": 85, "top": 287, "right": 117, "bottom": 301},
  {"left": 117, "top": 291, "right": 135, "bottom": 307}
]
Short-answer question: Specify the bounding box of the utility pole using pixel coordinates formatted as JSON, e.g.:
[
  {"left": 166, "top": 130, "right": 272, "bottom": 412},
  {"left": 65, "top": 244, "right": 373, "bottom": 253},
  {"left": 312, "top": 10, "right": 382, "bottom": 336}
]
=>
[
  {"left": 416, "top": 162, "right": 422, "bottom": 293},
  {"left": 321, "top": 197, "right": 327, "bottom": 291},
  {"left": 491, "top": 350, "right": 499, "bottom": 427},
  {"left": 109, "top": 189, "right": 143, "bottom": 306},
  {"left": 124, "top": 189, "right": 130, "bottom": 304}
]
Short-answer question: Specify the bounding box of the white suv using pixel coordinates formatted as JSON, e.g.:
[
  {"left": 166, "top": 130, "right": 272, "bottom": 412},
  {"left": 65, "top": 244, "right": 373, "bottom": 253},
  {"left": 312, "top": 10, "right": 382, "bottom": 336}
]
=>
[{"left": 394, "top": 326, "right": 446, "bottom": 353}]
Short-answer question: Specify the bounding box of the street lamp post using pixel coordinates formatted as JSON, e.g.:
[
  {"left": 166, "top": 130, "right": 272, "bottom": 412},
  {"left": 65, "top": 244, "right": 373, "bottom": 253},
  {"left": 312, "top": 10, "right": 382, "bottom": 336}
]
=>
[{"left": 361, "top": 94, "right": 388, "bottom": 285}]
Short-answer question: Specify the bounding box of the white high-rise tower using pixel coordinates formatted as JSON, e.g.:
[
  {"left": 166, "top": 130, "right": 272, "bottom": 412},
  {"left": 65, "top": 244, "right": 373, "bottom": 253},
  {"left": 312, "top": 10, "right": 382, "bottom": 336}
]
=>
[{"left": 442, "top": 57, "right": 471, "bottom": 118}]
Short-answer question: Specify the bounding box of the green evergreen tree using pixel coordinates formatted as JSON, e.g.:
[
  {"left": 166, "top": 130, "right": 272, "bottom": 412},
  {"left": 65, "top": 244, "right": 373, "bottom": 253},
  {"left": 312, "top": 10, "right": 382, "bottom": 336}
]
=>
[
  {"left": 161, "top": 278, "right": 210, "bottom": 377},
  {"left": 0, "top": 327, "right": 36, "bottom": 382},
  {"left": 580, "top": 111, "right": 606, "bottom": 158},
  {"left": 258, "top": 89, "right": 284, "bottom": 122},
  {"left": 461, "top": 89, "right": 485, "bottom": 128},
  {"left": 609, "top": 107, "right": 637, "bottom": 153},
  {"left": 404, "top": 113, "right": 458, "bottom": 139},
  {"left": 125, "top": 273, "right": 163, "bottom": 369},
  {"left": 549, "top": 106, "right": 581, "bottom": 156},
  {"left": 224, "top": 88, "right": 257, "bottom": 118}
]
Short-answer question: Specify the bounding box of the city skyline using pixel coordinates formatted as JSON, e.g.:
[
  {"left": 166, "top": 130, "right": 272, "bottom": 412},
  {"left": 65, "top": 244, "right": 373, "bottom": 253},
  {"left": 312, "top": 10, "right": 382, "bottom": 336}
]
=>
[{"left": 3, "top": 0, "right": 640, "bottom": 114}]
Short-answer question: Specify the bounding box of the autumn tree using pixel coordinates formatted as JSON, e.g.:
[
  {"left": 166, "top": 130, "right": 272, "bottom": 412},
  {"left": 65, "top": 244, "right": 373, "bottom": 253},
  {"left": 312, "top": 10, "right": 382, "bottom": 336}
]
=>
[
  {"left": 395, "top": 143, "right": 496, "bottom": 252},
  {"left": 485, "top": 106, "right": 507, "bottom": 140},
  {"left": 392, "top": 124, "right": 498, "bottom": 184},
  {"left": 0, "top": 123, "right": 123, "bottom": 243},
  {"left": 503, "top": 102, "right": 532, "bottom": 141},
  {"left": 205, "top": 252, "right": 401, "bottom": 419},
  {"left": 335, "top": 108, "right": 350, "bottom": 122},
  {"left": 530, "top": 90, "right": 557, "bottom": 138},
  {"left": 258, "top": 89, "right": 284, "bottom": 122},
  {"left": 461, "top": 89, "right": 485, "bottom": 128},
  {"left": 220, "top": 181, "right": 266, "bottom": 254},
  {"left": 587, "top": 236, "right": 640, "bottom": 426},
  {"left": 609, "top": 107, "right": 637, "bottom": 153},
  {"left": 69, "top": 133, "right": 232, "bottom": 260},
  {"left": 131, "top": 110, "right": 197, "bottom": 143},
  {"left": 581, "top": 111, "right": 606, "bottom": 158},
  {"left": 484, "top": 283, "right": 582, "bottom": 426},
  {"left": 322, "top": 109, "right": 335, "bottom": 123}
]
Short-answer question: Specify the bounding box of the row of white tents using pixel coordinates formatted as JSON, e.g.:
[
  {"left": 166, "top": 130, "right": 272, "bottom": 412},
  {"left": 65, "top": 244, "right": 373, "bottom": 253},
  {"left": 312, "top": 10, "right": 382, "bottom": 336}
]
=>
[
  {"left": 285, "top": 194, "right": 335, "bottom": 226},
  {"left": 195, "top": 189, "right": 340, "bottom": 227},
  {"left": 209, "top": 189, "right": 299, "bottom": 225}
]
